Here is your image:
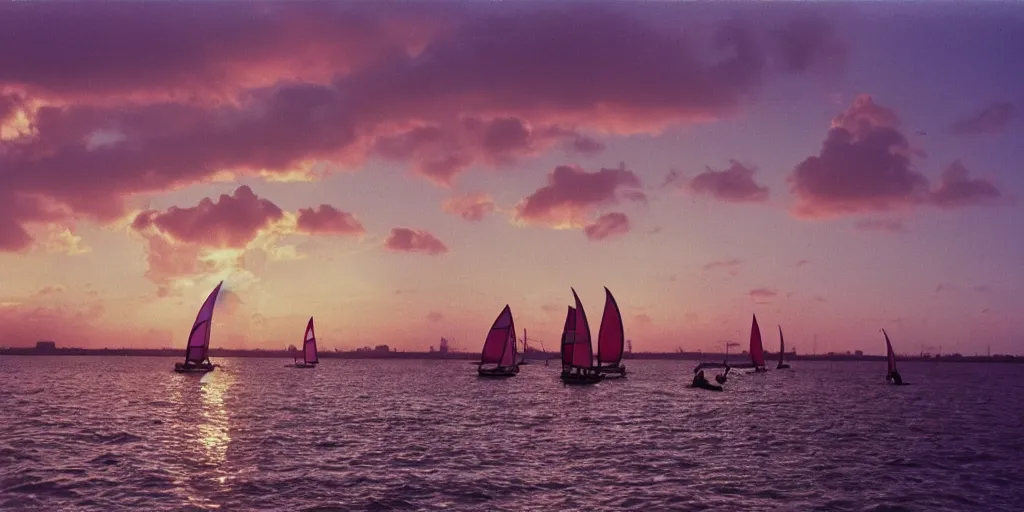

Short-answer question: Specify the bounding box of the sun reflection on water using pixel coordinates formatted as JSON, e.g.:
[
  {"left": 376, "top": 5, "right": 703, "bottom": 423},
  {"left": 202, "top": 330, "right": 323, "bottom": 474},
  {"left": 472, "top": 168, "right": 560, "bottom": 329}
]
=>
[{"left": 198, "top": 371, "right": 232, "bottom": 467}]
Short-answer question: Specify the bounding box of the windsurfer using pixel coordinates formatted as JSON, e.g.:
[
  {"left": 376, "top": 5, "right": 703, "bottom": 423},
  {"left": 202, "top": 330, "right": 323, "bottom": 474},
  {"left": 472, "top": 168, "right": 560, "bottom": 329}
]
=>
[{"left": 715, "top": 366, "right": 730, "bottom": 384}]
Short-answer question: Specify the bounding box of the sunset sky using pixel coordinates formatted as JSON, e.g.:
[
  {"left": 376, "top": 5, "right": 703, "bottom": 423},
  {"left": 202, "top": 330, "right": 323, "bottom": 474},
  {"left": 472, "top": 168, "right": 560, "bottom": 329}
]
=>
[{"left": 1, "top": 2, "right": 1022, "bottom": 355}]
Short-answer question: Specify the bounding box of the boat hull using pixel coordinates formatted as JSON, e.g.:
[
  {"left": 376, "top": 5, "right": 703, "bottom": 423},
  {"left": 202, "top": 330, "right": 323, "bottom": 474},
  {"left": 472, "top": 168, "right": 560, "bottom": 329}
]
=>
[
  {"left": 560, "top": 370, "right": 603, "bottom": 385},
  {"left": 776, "top": 364, "right": 791, "bottom": 369},
  {"left": 478, "top": 365, "right": 519, "bottom": 377},
  {"left": 596, "top": 364, "right": 626, "bottom": 378},
  {"left": 292, "top": 362, "right": 317, "bottom": 368},
  {"left": 174, "top": 362, "right": 215, "bottom": 373}
]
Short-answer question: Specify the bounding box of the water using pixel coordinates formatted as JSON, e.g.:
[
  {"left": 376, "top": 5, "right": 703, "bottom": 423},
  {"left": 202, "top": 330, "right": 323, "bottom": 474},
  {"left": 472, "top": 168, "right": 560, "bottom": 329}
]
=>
[{"left": 1, "top": 357, "right": 1022, "bottom": 511}]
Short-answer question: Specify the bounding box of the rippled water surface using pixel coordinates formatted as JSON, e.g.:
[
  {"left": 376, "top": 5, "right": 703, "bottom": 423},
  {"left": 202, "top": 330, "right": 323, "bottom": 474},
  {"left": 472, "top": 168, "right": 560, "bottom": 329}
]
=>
[{"left": 2, "top": 357, "right": 1023, "bottom": 511}]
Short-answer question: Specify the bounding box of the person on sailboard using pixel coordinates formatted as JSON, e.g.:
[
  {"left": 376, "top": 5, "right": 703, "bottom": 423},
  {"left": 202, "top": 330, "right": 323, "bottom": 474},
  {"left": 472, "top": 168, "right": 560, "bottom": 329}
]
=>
[
  {"left": 887, "top": 369, "right": 903, "bottom": 385},
  {"left": 693, "top": 370, "right": 710, "bottom": 387},
  {"left": 715, "top": 366, "right": 730, "bottom": 384}
]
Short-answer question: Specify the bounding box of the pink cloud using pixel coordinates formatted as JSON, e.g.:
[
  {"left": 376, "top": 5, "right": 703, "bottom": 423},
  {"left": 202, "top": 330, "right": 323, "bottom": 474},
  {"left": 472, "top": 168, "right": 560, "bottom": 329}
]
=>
[
  {"left": 569, "top": 135, "right": 606, "bottom": 155},
  {"left": 789, "top": 95, "right": 1002, "bottom": 218},
  {"left": 384, "top": 227, "right": 448, "bottom": 255},
  {"left": 951, "top": 102, "right": 1017, "bottom": 135},
  {"left": 635, "top": 314, "right": 653, "bottom": 326},
  {"left": 795, "top": 259, "right": 810, "bottom": 267},
  {"left": 0, "top": 5, "right": 844, "bottom": 245},
  {"left": 441, "top": 193, "right": 496, "bottom": 222},
  {"left": 132, "top": 186, "right": 283, "bottom": 248},
  {"left": 668, "top": 161, "right": 769, "bottom": 202},
  {"left": 749, "top": 287, "right": 778, "bottom": 299},
  {"left": 296, "top": 205, "right": 365, "bottom": 236},
  {"left": 930, "top": 160, "right": 1002, "bottom": 208},
  {"left": 854, "top": 217, "right": 908, "bottom": 234},
  {"left": 427, "top": 311, "right": 444, "bottom": 323},
  {"left": 584, "top": 212, "right": 630, "bottom": 241},
  {"left": 514, "top": 164, "right": 644, "bottom": 227}
]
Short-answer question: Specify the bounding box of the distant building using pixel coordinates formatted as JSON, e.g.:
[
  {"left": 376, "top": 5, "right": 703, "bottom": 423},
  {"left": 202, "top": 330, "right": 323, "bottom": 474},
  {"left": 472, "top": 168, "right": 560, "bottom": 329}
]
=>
[
  {"left": 854, "top": 350, "right": 864, "bottom": 356},
  {"left": 439, "top": 338, "right": 449, "bottom": 354},
  {"left": 35, "top": 341, "right": 57, "bottom": 352},
  {"left": 373, "top": 344, "right": 390, "bottom": 353},
  {"left": 429, "top": 346, "right": 435, "bottom": 353}
]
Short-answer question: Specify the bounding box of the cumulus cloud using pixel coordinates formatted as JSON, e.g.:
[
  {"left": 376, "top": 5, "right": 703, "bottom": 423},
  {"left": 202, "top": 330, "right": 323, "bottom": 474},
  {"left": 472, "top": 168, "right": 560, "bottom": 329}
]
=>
[
  {"left": 514, "top": 163, "right": 644, "bottom": 228},
  {"left": 929, "top": 159, "right": 1002, "bottom": 208},
  {"left": 441, "top": 193, "right": 496, "bottom": 221},
  {"left": 129, "top": 186, "right": 363, "bottom": 291},
  {"left": 384, "top": 227, "right": 448, "bottom": 255},
  {"left": 132, "top": 186, "right": 284, "bottom": 248},
  {"left": 296, "top": 204, "right": 365, "bottom": 236},
  {"left": 0, "top": 4, "right": 847, "bottom": 248},
  {"left": 674, "top": 160, "right": 769, "bottom": 202},
  {"left": 951, "top": 102, "right": 1017, "bottom": 135},
  {"left": 789, "top": 94, "right": 1002, "bottom": 218},
  {"left": 583, "top": 212, "right": 630, "bottom": 241}
]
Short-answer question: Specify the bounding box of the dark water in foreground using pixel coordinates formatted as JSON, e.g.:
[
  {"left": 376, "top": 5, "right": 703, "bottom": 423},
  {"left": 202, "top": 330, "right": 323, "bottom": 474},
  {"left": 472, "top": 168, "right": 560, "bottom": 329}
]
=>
[{"left": 1, "top": 357, "right": 1023, "bottom": 511}]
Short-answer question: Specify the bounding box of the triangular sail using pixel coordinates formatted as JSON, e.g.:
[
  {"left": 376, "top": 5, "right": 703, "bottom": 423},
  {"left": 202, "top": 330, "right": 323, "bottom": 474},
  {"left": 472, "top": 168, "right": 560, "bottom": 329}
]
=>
[
  {"left": 778, "top": 326, "right": 785, "bottom": 364},
  {"left": 560, "top": 306, "right": 576, "bottom": 366},
  {"left": 596, "top": 287, "right": 624, "bottom": 366},
  {"left": 501, "top": 312, "right": 517, "bottom": 367},
  {"left": 185, "top": 281, "right": 222, "bottom": 363},
  {"left": 571, "top": 288, "right": 593, "bottom": 368},
  {"left": 883, "top": 329, "right": 897, "bottom": 373},
  {"left": 303, "top": 317, "right": 318, "bottom": 364},
  {"left": 749, "top": 314, "right": 766, "bottom": 368},
  {"left": 480, "top": 305, "right": 514, "bottom": 366}
]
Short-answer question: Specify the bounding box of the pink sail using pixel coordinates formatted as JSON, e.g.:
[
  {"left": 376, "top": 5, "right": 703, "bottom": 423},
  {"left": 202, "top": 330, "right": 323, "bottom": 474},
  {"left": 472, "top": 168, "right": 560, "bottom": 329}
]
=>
[
  {"left": 749, "top": 314, "right": 766, "bottom": 368},
  {"left": 501, "top": 311, "right": 517, "bottom": 367},
  {"left": 480, "top": 305, "right": 514, "bottom": 365},
  {"left": 596, "top": 287, "right": 624, "bottom": 366},
  {"left": 884, "top": 329, "right": 897, "bottom": 373},
  {"left": 303, "top": 317, "right": 318, "bottom": 364},
  {"left": 571, "top": 288, "right": 593, "bottom": 368},
  {"left": 185, "top": 281, "right": 223, "bottom": 363},
  {"left": 561, "top": 306, "right": 576, "bottom": 366}
]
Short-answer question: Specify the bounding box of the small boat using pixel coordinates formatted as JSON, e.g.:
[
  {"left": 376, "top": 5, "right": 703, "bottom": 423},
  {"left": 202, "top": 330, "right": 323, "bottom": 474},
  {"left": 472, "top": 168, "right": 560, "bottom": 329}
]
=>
[
  {"left": 173, "top": 281, "right": 223, "bottom": 373},
  {"left": 729, "top": 314, "right": 768, "bottom": 373},
  {"left": 477, "top": 305, "right": 520, "bottom": 377},
  {"left": 560, "top": 288, "right": 603, "bottom": 385},
  {"left": 595, "top": 287, "right": 627, "bottom": 378},
  {"left": 292, "top": 317, "right": 319, "bottom": 368},
  {"left": 518, "top": 329, "right": 530, "bottom": 365},
  {"left": 883, "top": 329, "right": 908, "bottom": 385},
  {"left": 776, "top": 325, "right": 791, "bottom": 369}
]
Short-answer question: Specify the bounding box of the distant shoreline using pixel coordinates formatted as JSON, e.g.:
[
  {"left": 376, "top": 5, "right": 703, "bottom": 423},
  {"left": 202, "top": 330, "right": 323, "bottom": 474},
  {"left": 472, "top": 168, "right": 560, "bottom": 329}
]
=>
[{"left": 0, "top": 347, "right": 1018, "bottom": 364}]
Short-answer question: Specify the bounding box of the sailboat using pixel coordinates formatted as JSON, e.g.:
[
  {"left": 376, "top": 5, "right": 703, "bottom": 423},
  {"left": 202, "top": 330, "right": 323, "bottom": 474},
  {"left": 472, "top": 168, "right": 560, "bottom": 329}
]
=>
[
  {"left": 292, "top": 317, "right": 319, "bottom": 368},
  {"left": 883, "top": 329, "right": 908, "bottom": 385},
  {"left": 560, "top": 288, "right": 602, "bottom": 384},
  {"left": 595, "top": 287, "right": 627, "bottom": 378},
  {"left": 744, "top": 314, "right": 768, "bottom": 373},
  {"left": 776, "top": 325, "right": 791, "bottom": 369},
  {"left": 173, "top": 281, "right": 222, "bottom": 373},
  {"left": 518, "top": 329, "right": 530, "bottom": 365},
  {"left": 477, "top": 305, "right": 520, "bottom": 377}
]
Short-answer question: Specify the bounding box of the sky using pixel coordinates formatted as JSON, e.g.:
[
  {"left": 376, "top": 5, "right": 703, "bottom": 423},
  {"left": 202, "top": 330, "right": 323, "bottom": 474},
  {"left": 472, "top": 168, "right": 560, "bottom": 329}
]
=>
[{"left": 1, "top": 1, "right": 1022, "bottom": 356}]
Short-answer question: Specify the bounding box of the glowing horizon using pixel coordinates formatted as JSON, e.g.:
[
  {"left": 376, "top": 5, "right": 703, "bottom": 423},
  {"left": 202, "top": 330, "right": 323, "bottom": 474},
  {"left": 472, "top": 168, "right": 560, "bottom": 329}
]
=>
[{"left": 1, "top": 2, "right": 1022, "bottom": 356}]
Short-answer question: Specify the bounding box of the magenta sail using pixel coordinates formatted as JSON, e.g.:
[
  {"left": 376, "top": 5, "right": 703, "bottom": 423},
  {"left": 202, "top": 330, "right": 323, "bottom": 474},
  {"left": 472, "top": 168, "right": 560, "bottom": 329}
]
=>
[
  {"left": 884, "top": 329, "right": 897, "bottom": 373},
  {"left": 749, "top": 314, "right": 766, "bottom": 368},
  {"left": 561, "top": 306, "right": 577, "bottom": 366},
  {"left": 480, "top": 305, "right": 514, "bottom": 365},
  {"left": 571, "top": 288, "right": 593, "bottom": 368},
  {"left": 596, "top": 287, "right": 624, "bottom": 366},
  {"left": 185, "top": 281, "right": 222, "bottom": 363},
  {"left": 303, "top": 316, "right": 318, "bottom": 364},
  {"left": 500, "top": 312, "right": 517, "bottom": 367}
]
